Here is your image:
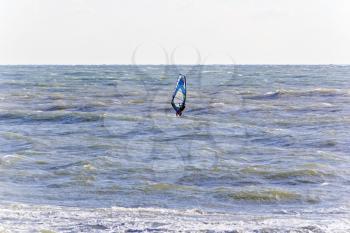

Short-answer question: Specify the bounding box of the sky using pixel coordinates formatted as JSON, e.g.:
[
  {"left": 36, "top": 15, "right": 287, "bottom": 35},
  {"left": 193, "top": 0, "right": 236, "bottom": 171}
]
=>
[{"left": 0, "top": 0, "right": 350, "bottom": 64}]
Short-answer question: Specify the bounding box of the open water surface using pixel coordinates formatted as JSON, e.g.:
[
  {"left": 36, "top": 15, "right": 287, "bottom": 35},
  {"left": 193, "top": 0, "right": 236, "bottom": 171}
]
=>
[{"left": 0, "top": 65, "right": 349, "bottom": 232}]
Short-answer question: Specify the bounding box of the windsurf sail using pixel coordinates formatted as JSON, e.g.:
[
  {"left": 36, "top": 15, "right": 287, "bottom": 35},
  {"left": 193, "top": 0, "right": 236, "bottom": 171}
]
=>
[{"left": 171, "top": 74, "right": 186, "bottom": 113}]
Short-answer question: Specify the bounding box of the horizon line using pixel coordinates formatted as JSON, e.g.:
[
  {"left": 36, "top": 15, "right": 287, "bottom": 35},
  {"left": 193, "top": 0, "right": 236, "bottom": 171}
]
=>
[{"left": 0, "top": 63, "right": 349, "bottom": 66}]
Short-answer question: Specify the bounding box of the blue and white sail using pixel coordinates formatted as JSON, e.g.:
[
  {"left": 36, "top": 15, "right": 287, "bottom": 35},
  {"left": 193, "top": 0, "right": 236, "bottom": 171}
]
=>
[{"left": 171, "top": 74, "right": 186, "bottom": 113}]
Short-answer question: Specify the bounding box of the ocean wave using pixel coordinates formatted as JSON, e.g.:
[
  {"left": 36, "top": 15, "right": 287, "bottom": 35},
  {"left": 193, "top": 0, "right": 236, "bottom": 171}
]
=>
[
  {"left": 245, "top": 88, "right": 349, "bottom": 100},
  {"left": 42, "top": 100, "right": 108, "bottom": 112},
  {"left": 141, "top": 182, "right": 197, "bottom": 193},
  {"left": 240, "top": 167, "right": 335, "bottom": 184},
  {"left": 178, "top": 172, "right": 261, "bottom": 187},
  {"left": 0, "top": 154, "right": 24, "bottom": 167},
  {"left": 227, "top": 189, "right": 302, "bottom": 202},
  {"left": 44, "top": 104, "right": 74, "bottom": 111},
  {"left": 0, "top": 202, "right": 349, "bottom": 232},
  {"left": 62, "top": 71, "right": 94, "bottom": 76},
  {"left": 0, "top": 110, "right": 103, "bottom": 123}
]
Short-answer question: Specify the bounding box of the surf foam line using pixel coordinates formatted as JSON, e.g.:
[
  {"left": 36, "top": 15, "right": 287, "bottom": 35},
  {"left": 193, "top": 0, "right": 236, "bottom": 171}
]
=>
[{"left": 0, "top": 202, "right": 349, "bottom": 232}]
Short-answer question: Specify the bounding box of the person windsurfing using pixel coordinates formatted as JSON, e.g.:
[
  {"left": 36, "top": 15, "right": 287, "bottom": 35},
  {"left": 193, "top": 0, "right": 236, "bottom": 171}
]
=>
[{"left": 171, "top": 74, "right": 186, "bottom": 117}]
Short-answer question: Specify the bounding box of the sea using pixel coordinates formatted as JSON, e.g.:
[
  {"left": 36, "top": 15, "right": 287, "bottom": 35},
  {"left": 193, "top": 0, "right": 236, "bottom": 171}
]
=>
[{"left": 0, "top": 65, "right": 349, "bottom": 232}]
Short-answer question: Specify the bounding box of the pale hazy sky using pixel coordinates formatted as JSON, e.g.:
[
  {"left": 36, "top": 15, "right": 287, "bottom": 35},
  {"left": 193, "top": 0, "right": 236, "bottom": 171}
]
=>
[{"left": 1, "top": 0, "right": 349, "bottom": 64}]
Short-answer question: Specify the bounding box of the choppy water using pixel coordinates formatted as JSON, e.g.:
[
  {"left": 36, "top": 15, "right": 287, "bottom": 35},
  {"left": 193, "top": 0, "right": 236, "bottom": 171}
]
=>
[{"left": 0, "top": 65, "right": 350, "bottom": 232}]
